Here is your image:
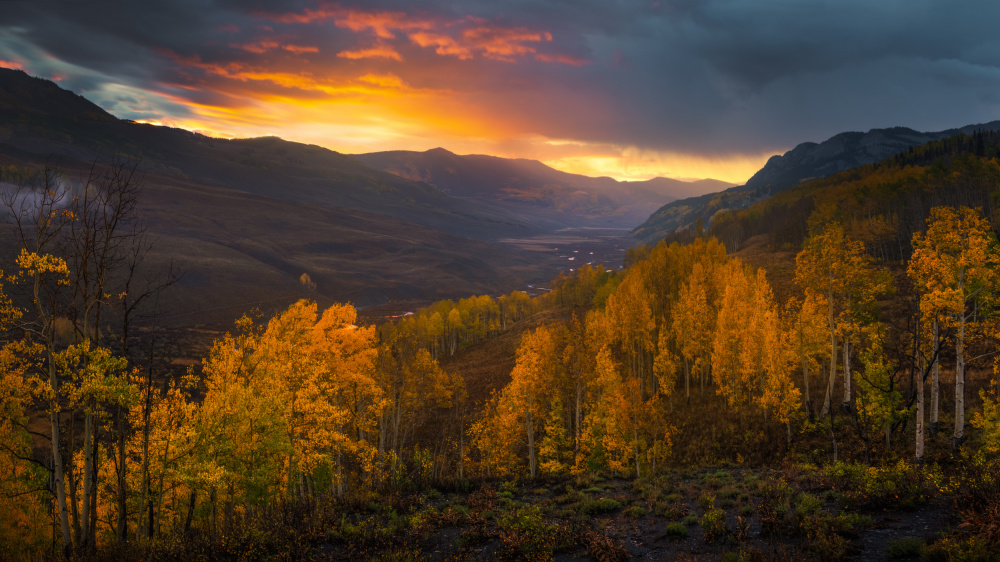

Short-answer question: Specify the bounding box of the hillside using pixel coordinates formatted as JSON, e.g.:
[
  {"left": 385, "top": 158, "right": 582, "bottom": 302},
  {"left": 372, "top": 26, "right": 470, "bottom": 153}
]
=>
[
  {"left": 0, "top": 67, "right": 545, "bottom": 241},
  {"left": 634, "top": 121, "right": 1000, "bottom": 243},
  {"left": 704, "top": 130, "right": 1000, "bottom": 256},
  {"left": 356, "top": 147, "right": 732, "bottom": 229},
  {"left": 0, "top": 68, "right": 576, "bottom": 323}
]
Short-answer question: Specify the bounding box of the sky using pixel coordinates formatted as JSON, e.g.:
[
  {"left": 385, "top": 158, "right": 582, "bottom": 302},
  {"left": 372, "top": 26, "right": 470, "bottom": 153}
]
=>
[{"left": 1, "top": 0, "right": 999, "bottom": 184}]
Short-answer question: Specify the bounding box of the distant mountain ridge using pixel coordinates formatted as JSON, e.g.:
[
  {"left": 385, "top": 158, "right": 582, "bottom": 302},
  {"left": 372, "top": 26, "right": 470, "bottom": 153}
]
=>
[
  {"left": 355, "top": 148, "right": 733, "bottom": 229},
  {"left": 634, "top": 122, "right": 1000, "bottom": 243},
  {"left": 0, "top": 68, "right": 546, "bottom": 242},
  {"left": 0, "top": 68, "right": 563, "bottom": 320}
]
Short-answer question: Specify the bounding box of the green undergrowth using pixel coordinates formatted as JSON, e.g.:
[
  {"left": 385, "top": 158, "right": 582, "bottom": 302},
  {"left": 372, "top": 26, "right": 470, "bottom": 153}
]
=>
[{"left": 72, "top": 458, "right": 1000, "bottom": 561}]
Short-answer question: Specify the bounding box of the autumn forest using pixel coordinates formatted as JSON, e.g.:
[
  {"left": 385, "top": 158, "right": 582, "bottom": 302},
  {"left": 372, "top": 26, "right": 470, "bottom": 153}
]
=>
[{"left": 3, "top": 135, "right": 1000, "bottom": 561}]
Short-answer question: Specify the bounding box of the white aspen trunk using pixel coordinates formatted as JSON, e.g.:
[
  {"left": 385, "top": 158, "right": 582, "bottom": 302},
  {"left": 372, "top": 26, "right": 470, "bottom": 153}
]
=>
[
  {"left": 82, "top": 412, "right": 94, "bottom": 545},
  {"left": 842, "top": 338, "right": 852, "bottom": 410},
  {"left": 916, "top": 350, "right": 925, "bottom": 462},
  {"left": 822, "top": 334, "right": 837, "bottom": 417},
  {"left": 931, "top": 317, "right": 940, "bottom": 435},
  {"left": 51, "top": 403, "right": 72, "bottom": 553},
  {"left": 821, "top": 285, "right": 837, "bottom": 417}
]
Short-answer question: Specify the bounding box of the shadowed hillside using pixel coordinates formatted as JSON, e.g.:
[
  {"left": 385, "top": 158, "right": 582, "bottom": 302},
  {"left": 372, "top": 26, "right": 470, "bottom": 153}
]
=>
[
  {"left": 0, "top": 67, "right": 545, "bottom": 241},
  {"left": 0, "top": 68, "right": 577, "bottom": 324},
  {"left": 356, "top": 147, "right": 733, "bottom": 229},
  {"left": 634, "top": 121, "right": 1000, "bottom": 244}
]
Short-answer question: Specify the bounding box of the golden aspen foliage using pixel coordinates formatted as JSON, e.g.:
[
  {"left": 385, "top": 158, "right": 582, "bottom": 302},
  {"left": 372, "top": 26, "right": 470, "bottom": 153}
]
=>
[
  {"left": 712, "top": 260, "right": 799, "bottom": 424},
  {"left": 468, "top": 391, "right": 521, "bottom": 477},
  {"left": 672, "top": 261, "right": 716, "bottom": 398},
  {"left": 538, "top": 395, "right": 572, "bottom": 474},
  {"left": 796, "top": 221, "right": 890, "bottom": 416},
  {"left": 504, "top": 325, "right": 561, "bottom": 477},
  {"left": 0, "top": 336, "right": 48, "bottom": 556},
  {"left": 307, "top": 302, "right": 382, "bottom": 491},
  {"left": 784, "top": 290, "right": 830, "bottom": 414},
  {"left": 971, "top": 357, "right": 1000, "bottom": 456},
  {"left": 908, "top": 206, "right": 999, "bottom": 447}
]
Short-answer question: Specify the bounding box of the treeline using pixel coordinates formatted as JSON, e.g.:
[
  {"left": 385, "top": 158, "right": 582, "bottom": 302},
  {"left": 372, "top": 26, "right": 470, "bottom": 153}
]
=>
[
  {"left": 475, "top": 205, "right": 1000, "bottom": 478},
  {"left": 670, "top": 134, "right": 1000, "bottom": 257}
]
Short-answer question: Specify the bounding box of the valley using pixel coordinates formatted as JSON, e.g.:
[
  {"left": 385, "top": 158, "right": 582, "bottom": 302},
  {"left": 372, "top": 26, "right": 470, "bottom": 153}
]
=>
[{"left": 2, "top": 67, "right": 1000, "bottom": 562}]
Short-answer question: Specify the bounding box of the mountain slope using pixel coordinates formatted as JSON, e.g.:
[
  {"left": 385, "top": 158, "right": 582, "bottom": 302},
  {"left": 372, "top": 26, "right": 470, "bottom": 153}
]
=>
[
  {"left": 0, "top": 68, "right": 572, "bottom": 323},
  {"left": 0, "top": 68, "right": 542, "bottom": 241},
  {"left": 634, "top": 122, "right": 1000, "bottom": 243},
  {"left": 356, "top": 147, "right": 732, "bottom": 229}
]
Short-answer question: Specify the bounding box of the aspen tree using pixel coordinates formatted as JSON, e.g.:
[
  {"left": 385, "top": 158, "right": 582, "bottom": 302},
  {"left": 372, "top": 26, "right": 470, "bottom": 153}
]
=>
[
  {"left": 908, "top": 206, "right": 999, "bottom": 450},
  {"left": 506, "top": 325, "right": 559, "bottom": 478},
  {"left": 785, "top": 291, "right": 829, "bottom": 417},
  {"left": 796, "top": 222, "right": 889, "bottom": 417}
]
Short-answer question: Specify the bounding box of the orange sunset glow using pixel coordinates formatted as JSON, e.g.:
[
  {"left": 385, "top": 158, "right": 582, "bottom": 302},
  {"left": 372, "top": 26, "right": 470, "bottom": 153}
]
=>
[
  {"left": 0, "top": 3, "right": 772, "bottom": 184},
  {"left": 3, "top": 1, "right": 994, "bottom": 186}
]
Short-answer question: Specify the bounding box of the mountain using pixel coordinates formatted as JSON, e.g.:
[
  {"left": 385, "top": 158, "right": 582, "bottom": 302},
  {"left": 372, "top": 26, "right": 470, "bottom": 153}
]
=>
[
  {"left": 634, "top": 122, "right": 1000, "bottom": 243},
  {"left": 0, "top": 68, "right": 546, "bottom": 242},
  {"left": 356, "top": 148, "right": 732, "bottom": 229},
  {"left": 0, "top": 68, "right": 569, "bottom": 322}
]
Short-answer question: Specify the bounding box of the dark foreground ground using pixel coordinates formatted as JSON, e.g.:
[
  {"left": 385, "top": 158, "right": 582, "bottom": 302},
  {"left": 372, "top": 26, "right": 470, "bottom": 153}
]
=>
[{"left": 97, "top": 461, "right": 1000, "bottom": 562}]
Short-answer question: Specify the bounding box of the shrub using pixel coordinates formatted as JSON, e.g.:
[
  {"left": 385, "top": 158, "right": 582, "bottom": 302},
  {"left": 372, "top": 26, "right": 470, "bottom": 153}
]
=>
[
  {"left": 665, "top": 522, "right": 689, "bottom": 540},
  {"left": 624, "top": 505, "right": 647, "bottom": 518},
  {"left": 700, "top": 508, "right": 727, "bottom": 542},
  {"left": 922, "top": 535, "right": 997, "bottom": 562},
  {"left": 581, "top": 498, "right": 622, "bottom": 516},
  {"left": 796, "top": 492, "right": 822, "bottom": 515},
  {"left": 698, "top": 492, "right": 716, "bottom": 511},
  {"left": 885, "top": 536, "right": 924, "bottom": 559}
]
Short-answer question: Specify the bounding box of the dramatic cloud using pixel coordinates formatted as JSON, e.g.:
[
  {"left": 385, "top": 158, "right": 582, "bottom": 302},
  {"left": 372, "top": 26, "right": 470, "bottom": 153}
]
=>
[{"left": 1, "top": 0, "right": 999, "bottom": 183}]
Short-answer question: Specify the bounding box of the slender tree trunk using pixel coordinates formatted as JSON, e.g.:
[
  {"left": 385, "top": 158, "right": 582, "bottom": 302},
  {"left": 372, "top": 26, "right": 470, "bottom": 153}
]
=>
[
  {"left": 184, "top": 490, "right": 196, "bottom": 534},
  {"left": 928, "top": 317, "right": 939, "bottom": 436},
  {"left": 68, "top": 410, "right": 81, "bottom": 546},
  {"left": 954, "top": 314, "right": 966, "bottom": 451},
  {"left": 828, "top": 407, "right": 838, "bottom": 463},
  {"left": 802, "top": 342, "right": 812, "bottom": 418},
  {"left": 633, "top": 420, "right": 641, "bottom": 479},
  {"left": 82, "top": 411, "right": 93, "bottom": 548},
  {"left": 822, "top": 335, "right": 838, "bottom": 417},
  {"left": 137, "top": 407, "right": 151, "bottom": 539},
  {"left": 89, "top": 438, "right": 99, "bottom": 542},
  {"left": 822, "top": 285, "right": 837, "bottom": 417},
  {"left": 458, "top": 417, "right": 465, "bottom": 480},
  {"left": 336, "top": 448, "right": 343, "bottom": 496},
  {"left": 842, "top": 338, "right": 852, "bottom": 411},
  {"left": 526, "top": 405, "right": 536, "bottom": 478},
  {"left": 48, "top": 357, "right": 72, "bottom": 555},
  {"left": 574, "top": 382, "right": 582, "bottom": 453},
  {"left": 116, "top": 408, "right": 128, "bottom": 543},
  {"left": 916, "top": 346, "right": 925, "bottom": 463},
  {"left": 684, "top": 357, "right": 690, "bottom": 401}
]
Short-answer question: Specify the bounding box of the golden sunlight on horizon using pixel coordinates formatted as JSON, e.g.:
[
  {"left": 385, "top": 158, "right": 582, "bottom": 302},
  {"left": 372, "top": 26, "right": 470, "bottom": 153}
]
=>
[{"left": 139, "top": 106, "right": 773, "bottom": 185}]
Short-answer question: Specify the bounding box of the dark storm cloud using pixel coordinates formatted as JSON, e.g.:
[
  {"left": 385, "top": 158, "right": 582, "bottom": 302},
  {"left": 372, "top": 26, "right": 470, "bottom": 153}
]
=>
[{"left": 1, "top": 0, "right": 999, "bottom": 156}]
